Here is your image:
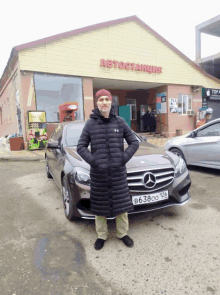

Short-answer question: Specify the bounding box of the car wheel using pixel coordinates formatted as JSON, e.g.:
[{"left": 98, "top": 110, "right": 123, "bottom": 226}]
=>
[
  {"left": 46, "top": 157, "right": 53, "bottom": 179},
  {"left": 170, "top": 148, "right": 187, "bottom": 164},
  {"left": 61, "top": 175, "right": 77, "bottom": 221}
]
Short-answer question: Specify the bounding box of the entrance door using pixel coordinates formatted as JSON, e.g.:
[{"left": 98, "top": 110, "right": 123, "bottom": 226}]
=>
[{"left": 119, "top": 105, "right": 131, "bottom": 127}]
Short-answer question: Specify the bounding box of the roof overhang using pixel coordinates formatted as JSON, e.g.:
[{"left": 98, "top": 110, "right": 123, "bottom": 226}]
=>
[
  {"left": 93, "top": 78, "right": 164, "bottom": 90},
  {"left": 196, "top": 15, "right": 220, "bottom": 37}
]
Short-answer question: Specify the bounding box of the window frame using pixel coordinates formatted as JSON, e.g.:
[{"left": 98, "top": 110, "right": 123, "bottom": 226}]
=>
[
  {"left": 178, "top": 94, "right": 192, "bottom": 115},
  {"left": 127, "top": 99, "right": 137, "bottom": 120}
]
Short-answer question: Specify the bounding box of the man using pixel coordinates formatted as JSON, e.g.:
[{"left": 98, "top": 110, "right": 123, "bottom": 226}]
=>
[
  {"left": 149, "top": 108, "right": 157, "bottom": 133},
  {"left": 77, "top": 89, "right": 139, "bottom": 250}
]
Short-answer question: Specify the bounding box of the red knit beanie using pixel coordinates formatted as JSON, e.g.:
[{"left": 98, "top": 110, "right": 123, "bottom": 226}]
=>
[{"left": 94, "top": 89, "right": 112, "bottom": 104}]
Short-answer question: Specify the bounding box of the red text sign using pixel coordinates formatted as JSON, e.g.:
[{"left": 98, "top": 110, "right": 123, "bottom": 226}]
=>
[{"left": 100, "top": 59, "right": 162, "bottom": 74}]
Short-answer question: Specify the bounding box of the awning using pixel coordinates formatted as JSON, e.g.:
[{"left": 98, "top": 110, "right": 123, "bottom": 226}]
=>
[{"left": 199, "top": 107, "right": 208, "bottom": 111}]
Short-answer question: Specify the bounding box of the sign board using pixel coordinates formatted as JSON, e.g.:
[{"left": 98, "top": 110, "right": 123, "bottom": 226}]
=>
[
  {"left": 202, "top": 88, "right": 220, "bottom": 98},
  {"left": 100, "top": 59, "right": 162, "bottom": 74},
  {"left": 156, "top": 93, "right": 167, "bottom": 114},
  {"left": 27, "top": 111, "right": 47, "bottom": 150},
  {"left": 202, "top": 97, "right": 208, "bottom": 108},
  {"left": 28, "top": 111, "right": 46, "bottom": 123},
  {"left": 169, "top": 98, "right": 178, "bottom": 113}
]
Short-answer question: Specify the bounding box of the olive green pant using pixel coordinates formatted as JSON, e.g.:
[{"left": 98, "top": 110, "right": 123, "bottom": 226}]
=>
[{"left": 95, "top": 212, "right": 129, "bottom": 240}]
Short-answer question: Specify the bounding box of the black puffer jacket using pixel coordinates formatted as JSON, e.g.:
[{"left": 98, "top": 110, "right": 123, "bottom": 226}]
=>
[{"left": 77, "top": 107, "right": 139, "bottom": 217}]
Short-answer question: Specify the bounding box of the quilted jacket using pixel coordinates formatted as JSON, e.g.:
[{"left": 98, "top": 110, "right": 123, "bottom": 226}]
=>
[{"left": 77, "top": 107, "right": 139, "bottom": 217}]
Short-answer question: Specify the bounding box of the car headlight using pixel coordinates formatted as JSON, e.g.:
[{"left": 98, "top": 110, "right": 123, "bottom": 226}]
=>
[
  {"left": 174, "top": 158, "right": 187, "bottom": 178},
  {"left": 72, "top": 167, "right": 90, "bottom": 186}
]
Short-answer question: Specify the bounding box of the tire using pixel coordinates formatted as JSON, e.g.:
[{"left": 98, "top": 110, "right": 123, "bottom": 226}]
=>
[
  {"left": 170, "top": 148, "right": 187, "bottom": 164},
  {"left": 61, "top": 176, "right": 77, "bottom": 221},
  {"left": 46, "top": 157, "right": 53, "bottom": 179}
]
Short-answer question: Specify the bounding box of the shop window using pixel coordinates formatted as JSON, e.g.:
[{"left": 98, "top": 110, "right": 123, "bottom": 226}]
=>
[
  {"left": 127, "top": 99, "right": 137, "bottom": 120},
  {"left": 178, "top": 94, "right": 192, "bottom": 115},
  {"left": 34, "top": 74, "right": 84, "bottom": 123}
]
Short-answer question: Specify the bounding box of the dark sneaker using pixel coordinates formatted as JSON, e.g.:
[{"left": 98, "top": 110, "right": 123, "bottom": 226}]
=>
[
  {"left": 120, "top": 235, "right": 134, "bottom": 247},
  {"left": 94, "top": 238, "right": 105, "bottom": 250}
]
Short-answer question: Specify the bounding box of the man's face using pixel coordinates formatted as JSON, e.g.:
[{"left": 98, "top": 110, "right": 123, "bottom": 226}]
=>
[{"left": 97, "top": 96, "right": 112, "bottom": 114}]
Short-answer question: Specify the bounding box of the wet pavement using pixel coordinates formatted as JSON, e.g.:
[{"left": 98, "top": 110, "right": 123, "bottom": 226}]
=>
[{"left": 1, "top": 161, "right": 220, "bottom": 294}]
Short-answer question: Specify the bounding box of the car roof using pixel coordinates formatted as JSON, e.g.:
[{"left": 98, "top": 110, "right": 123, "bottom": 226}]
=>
[{"left": 60, "top": 120, "right": 85, "bottom": 126}]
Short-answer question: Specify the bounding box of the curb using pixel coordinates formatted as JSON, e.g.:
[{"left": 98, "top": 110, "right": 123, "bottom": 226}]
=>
[{"left": 0, "top": 156, "right": 44, "bottom": 162}]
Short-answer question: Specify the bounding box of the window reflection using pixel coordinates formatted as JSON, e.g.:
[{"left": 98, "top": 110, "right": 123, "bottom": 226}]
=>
[
  {"left": 34, "top": 74, "right": 83, "bottom": 123},
  {"left": 66, "top": 124, "right": 85, "bottom": 146},
  {"left": 197, "top": 123, "right": 220, "bottom": 137}
]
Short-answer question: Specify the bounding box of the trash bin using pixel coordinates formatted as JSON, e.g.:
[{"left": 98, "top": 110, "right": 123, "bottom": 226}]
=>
[
  {"left": 176, "top": 129, "right": 182, "bottom": 136},
  {"left": 9, "top": 137, "right": 25, "bottom": 151}
]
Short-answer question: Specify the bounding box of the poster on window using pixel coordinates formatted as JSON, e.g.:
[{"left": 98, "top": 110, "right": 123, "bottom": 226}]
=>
[
  {"left": 169, "top": 98, "right": 178, "bottom": 113},
  {"left": 156, "top": 93, "right": 167, "bottom": 114}
]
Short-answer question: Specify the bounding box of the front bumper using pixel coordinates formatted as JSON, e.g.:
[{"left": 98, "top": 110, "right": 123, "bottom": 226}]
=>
[{"left": 73, "top": 170, "right": 191, "bottom": 220}]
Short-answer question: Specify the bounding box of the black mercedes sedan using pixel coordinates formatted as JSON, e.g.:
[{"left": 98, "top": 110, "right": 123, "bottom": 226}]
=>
[{"left": 45, "top": 121, "right": 191, "bottom": 221}]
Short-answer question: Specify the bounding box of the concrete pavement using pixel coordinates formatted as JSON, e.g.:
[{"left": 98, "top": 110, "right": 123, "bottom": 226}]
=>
[{"left": 0, "top": 136, "right": 171, "bottom": 162}]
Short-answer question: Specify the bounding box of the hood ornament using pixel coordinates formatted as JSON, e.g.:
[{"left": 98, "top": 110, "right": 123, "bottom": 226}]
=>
[{"left": 143, "top": 172, "right": 156, "bottom": 188}]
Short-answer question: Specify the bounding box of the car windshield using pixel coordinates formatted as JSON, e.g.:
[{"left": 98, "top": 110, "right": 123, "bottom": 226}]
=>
[
  {"left": 66, "top": 124, "right": 86, "bottom": 146},
  {"left": 66, "top": 124, "right": 142, "bottom": 146}
]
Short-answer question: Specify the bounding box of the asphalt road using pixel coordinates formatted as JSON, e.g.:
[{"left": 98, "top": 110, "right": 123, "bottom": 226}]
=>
[{"left": 0, "top": 161, "right": 220, "bottom": 295}]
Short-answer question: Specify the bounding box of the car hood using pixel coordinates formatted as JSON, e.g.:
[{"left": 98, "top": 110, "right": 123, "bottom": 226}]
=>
[
  {"left": 164, "top": 132, "right": 191, "bottom": 148},
  {"left": 65, "top": 142, "right": 179, "bottom": 171}
]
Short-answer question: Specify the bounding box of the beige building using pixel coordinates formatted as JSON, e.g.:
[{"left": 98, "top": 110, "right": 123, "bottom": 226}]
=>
[{"left": 1, "top": 15, "right": 220, "bottom": 149}]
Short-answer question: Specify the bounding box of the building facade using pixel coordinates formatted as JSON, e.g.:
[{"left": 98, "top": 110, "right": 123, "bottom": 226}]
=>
[{"left": 1, "top": 16, "right": 220, "bottom": 149}]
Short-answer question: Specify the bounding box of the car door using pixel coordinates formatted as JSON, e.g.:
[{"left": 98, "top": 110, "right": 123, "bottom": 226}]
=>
[
  {"left": 51, "top": 125, "right": 64, "bottom": 187},
  {"left": 46, "top": 127, "right": 60, "bottom": 178},
  {"left": 186, "top": 122, "right": 220, "bottom": 167}
]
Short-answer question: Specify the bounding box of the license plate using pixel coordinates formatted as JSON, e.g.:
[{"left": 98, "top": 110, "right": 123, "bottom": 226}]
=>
[{"left": 132, "top": 191, "right": 169, "bottom": 205}]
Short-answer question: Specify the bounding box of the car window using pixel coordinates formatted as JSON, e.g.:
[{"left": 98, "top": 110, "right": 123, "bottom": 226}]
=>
[
  {"left": 66, "top": 124, "right": 86, "bottom": 146},
  {"left": 197, "top": 123, "right": 220, "bottom": 137},
  {"left": 51, "top": 125, "right": 63, "bottom": 141}
]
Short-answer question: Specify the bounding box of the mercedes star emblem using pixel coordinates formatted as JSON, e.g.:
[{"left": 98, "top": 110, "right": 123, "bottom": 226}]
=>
[{"left": 143, "top": 172, "right": 156, "bottom": 188}]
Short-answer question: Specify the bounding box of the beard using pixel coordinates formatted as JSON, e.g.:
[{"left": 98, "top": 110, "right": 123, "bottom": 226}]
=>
[{"left": 98, "top": 105, "right": 111, "bottom": 114}]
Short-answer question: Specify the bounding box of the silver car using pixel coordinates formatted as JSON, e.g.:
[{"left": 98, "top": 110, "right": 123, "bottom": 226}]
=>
[{"left": 164, "top": 118, "right": 220, "bottom": 169}]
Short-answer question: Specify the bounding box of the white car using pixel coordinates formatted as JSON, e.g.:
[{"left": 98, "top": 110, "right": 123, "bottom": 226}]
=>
[{"left": 164, "top": 118, "right": 220, "bottom": 169}]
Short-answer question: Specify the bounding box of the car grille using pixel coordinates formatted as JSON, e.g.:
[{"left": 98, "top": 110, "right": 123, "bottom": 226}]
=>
[{"left": 127, "top": 167, "right": 175, "bottom": 193}]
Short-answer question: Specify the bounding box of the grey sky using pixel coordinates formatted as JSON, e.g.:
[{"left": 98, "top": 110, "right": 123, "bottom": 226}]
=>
[{"left": 1, "top": 0, "right": 220, "bottom": 78}]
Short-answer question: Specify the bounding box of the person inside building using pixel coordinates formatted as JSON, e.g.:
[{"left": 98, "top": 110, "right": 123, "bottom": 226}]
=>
[
  {"left": 77, "top": 89, "right": 139, "bottom": 250},
  {"left": 141, "top": 110, "right": 150, "bottom": 131},
  {"left": 149, "top": 108, "right": 157, "bottom": 133},
  {"left": 63, "top": 110, "right": 73, "bottom": 122}
]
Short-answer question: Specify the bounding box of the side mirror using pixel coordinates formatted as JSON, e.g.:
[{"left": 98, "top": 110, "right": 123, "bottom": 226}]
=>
[
  {"left": 191, "top": 131, "right": 196, "bottom": 138},
  {"left": 47, "top": 141, "right": 61, "bottom": 149}
]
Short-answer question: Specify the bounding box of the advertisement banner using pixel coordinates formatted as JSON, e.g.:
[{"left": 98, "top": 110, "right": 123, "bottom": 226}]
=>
[
  {"left": 169, "top": 98, "right": 178, "bottom": 113},
  {"left": 28, "top": 111, "right": 46, "bottom": 123},
  {"left": 27, "top": 111, "right": 48, "bottom": 150},
  {"left": 156, "top": 93, "right": 167, "bottom": 114}
]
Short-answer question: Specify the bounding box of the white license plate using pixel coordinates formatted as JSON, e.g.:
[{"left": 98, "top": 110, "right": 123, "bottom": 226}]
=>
[{"left": 132, "top": 191, "right": 169, "bottom": 205}]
